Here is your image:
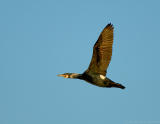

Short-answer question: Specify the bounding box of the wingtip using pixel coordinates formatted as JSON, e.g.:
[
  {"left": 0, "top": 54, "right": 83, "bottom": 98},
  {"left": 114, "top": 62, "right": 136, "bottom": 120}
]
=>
[{"left": 105, "top": 23, "right": 114, "bottom": 29}]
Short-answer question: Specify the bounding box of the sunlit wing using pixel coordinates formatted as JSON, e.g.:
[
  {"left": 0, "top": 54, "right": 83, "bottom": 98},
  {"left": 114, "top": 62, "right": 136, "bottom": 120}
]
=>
[{"left": 85, "top": 23, "right": 114, "bottom": 76}]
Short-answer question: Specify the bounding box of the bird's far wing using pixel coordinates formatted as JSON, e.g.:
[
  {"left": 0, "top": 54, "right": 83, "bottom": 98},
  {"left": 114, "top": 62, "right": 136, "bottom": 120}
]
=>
[{"left": 85, "top": 23, "right": 114, "bottom": 76}]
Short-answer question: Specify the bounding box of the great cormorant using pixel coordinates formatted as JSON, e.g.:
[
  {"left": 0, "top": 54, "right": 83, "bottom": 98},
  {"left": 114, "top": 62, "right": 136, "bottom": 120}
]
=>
[{"left": 57, "top": 23, "right": 125, "bottom": 89}]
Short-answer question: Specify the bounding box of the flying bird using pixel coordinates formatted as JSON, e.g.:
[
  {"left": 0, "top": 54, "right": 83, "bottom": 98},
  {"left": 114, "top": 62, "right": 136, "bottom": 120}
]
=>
[{"left": 57, "top": 23, "right": 125, "bottom": 89}]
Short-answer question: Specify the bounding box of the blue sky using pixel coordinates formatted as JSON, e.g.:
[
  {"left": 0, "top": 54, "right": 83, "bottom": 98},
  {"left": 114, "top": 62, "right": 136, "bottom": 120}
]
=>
[{"left": 0, "top": 0, "right": 160, "bottom": 124}]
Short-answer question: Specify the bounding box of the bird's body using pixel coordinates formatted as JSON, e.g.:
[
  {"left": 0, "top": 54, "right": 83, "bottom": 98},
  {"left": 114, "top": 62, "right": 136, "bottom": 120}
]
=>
[
  {"left": 58, "top": 23, "right": 125, "bottom": 89},
  {"left": 80, "top": 72, "right": 111, "bottom": 87}
]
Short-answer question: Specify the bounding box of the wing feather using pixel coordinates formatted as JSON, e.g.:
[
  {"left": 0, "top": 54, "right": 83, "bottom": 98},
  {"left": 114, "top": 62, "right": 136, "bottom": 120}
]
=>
[{"left": 85, "top": 23, "right": 114, "bottom": 76}]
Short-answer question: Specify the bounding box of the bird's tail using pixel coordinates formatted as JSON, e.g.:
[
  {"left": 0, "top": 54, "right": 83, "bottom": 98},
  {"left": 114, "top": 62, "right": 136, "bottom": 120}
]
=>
[
  {"left": 110, "top": 82, "right": 125, "bottom": 89},
  {"left": 106, "top": 78, "right": 125, "bottom": 89}
]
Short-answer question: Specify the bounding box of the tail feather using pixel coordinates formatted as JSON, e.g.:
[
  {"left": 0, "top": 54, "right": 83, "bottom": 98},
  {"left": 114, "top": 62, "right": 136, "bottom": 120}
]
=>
[
  {"left": 106, "top": 78, "right": 125, "bottom": 89},
  {"left": 110, "top": 82, "right": 125, "bottom": 89}
]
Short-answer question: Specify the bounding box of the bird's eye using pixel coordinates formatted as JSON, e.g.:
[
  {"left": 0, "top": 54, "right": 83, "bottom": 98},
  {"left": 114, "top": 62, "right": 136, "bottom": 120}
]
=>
[{"left": 65, "top": 75, "right": 69, "bottom": 78}]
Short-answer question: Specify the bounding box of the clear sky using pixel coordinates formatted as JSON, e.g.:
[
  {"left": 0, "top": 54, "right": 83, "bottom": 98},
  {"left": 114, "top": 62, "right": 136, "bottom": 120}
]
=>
[{"left": 0, "top": 0, "right": 160, "bottom": 124}]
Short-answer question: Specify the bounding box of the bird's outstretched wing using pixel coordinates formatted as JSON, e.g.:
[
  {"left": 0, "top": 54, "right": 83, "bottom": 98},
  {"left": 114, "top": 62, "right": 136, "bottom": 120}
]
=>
[{"left": 85, "top": 23, "right": 114, "bottom": 76}]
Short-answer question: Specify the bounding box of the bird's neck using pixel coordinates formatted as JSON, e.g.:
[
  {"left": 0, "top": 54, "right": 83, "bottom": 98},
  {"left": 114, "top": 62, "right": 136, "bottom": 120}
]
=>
[{"left": 70, "top": 73, "right": 82, "bottom": 79}]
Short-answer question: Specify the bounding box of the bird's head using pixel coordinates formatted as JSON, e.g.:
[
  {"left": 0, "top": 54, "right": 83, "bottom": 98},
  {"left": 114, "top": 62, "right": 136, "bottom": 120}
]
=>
[{"left": 57, "top": 73, "right": 81, "bottom": 78}]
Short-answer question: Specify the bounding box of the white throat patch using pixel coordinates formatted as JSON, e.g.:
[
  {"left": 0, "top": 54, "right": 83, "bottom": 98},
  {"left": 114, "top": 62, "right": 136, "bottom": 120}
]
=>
[{"left": 100, "top": 75, "right": 106, "bottom": 80}]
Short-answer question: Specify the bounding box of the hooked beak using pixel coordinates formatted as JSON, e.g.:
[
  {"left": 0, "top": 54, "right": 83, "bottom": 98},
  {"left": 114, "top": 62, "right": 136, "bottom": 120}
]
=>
[{"left": 57, "top": 74, "right": 65, "bottom": 77}]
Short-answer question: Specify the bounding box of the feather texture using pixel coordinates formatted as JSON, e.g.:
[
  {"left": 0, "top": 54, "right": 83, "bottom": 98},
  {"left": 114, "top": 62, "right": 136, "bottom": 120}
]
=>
[{"left": 85, "top": 23, "right": 114, "bottom": 76}]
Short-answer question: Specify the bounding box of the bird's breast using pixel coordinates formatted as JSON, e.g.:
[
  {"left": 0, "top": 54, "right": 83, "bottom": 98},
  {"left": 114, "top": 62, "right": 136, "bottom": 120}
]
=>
[{"left": 82, "top": 73, "right": 107, "bottom": 87}]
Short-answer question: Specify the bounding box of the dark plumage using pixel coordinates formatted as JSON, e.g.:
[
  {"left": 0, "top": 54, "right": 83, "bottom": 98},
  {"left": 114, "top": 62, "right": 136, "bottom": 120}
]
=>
[{"left": 57, "top": 23, "right": 125, "bottom": 89}]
